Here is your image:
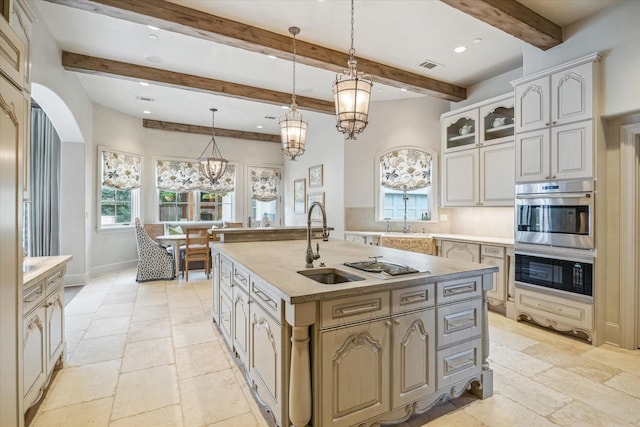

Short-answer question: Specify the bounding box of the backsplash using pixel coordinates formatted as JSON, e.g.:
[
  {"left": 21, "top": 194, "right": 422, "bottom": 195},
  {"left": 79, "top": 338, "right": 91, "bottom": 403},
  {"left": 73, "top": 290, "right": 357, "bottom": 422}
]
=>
[{"left": 345, "top": 206, "right": 514, "bottom": 238}]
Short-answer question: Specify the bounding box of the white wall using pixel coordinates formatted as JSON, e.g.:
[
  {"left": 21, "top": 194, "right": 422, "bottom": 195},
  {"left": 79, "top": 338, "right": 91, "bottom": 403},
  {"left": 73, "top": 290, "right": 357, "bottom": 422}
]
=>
[
  {"left": 283, "top": 111, "right": 345, "bottom": 236},
  {"left": 522, "top": 0, "right": 640, "bottom": 117}
]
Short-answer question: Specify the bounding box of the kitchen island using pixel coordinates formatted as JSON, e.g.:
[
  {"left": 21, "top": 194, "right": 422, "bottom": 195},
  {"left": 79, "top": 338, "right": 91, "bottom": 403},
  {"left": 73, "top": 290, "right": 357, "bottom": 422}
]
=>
[{"left": 211, "top": 239, "right": 496, "bottom": 427}]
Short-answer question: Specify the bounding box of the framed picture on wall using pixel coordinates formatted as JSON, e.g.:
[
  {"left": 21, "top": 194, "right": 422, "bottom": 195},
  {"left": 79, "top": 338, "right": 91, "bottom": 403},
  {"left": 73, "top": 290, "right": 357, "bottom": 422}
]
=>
[
  {"left": 294, "top": 178, "right": 306, "bottom": 214},
  {"left": 309, "top": 164, "right": 323, "bottom": 187},
  {"left": 308, "top": 192, "right": 325, "bottom": 221}
]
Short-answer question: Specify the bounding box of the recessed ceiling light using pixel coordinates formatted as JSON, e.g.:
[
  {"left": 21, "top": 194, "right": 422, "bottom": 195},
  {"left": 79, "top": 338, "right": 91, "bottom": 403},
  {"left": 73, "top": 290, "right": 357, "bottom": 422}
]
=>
[
  {"left": 147, "top": 25, "right": 159, "bottom": 30},
  {"left": 139, "top": 82, "right": 149, "bottom": 86},
  {"left": 377, "top": 88, "right": 384, "bottom": 92},
  {"left": 400, "top": 88, "right": 407, "bottom": 92},
  {"left": 145, "top": 55, "right": 163, "bottom": 64},
  {"left": 473, "top": 38, "right": 482, "bottom": 44},
  {"left": 256, "top": 125, "right": 263, "bottom": 129},
  {"left": 281, "top": 105, "right": 289, "bottom": 109},
  {"left": 143, "top": 110, "right": 151, "bottom": 114},
  {"left": 454, "top": 46, "right": 466, "bottom": 53},
  {"left": 148, "top": 34, "right": 159, "bottom": 40},
  {"left": 267, "top": 55, "right": 277, "bottom": 59}
]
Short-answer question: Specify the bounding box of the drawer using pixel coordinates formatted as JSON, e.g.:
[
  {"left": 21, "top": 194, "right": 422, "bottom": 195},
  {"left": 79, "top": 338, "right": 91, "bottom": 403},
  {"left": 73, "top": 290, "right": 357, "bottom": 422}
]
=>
[
  {"left": 481, "top": 245, "right": 504, "bottom": 258},
  {"left": 437, "top": 299, "right": 482, "bottom": 348},
  {"left": 23, "top": 280, "right": 45, "bottom": 315},
  {"left": 251, "top": 277, "right": 283, "bottom": 323},
  {"left": 391, "top": 282, "right": 435, "bottom": 314},
  {"left": 515, "top": 288, "right": 593, "bottom": 330},
  {"left": 320, "top": 291, "right": 390, "bottom": 329},
  {"left": 46, "top": 268, "right": 65, "bottom": 294},
  {"left": 437, "top": 276, "right": 482, "bottom": 304},
  {"left": 219, "top": 290, "right": 233, "bottom": 348},
  {"left": 232, "top": 264, "right": 250, "bottom": 292},
  {"left": 437, "top": 338, "right": 482, "bottom": 389}
]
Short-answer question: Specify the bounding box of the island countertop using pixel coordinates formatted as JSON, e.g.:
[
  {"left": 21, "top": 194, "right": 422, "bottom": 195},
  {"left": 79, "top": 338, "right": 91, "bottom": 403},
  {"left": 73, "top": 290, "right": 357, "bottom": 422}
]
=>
[
  {"left": 213, "top": 239, "right": 497, "bottom": 304},
  {"left": 23, "top": 255, "right": 73, "bottom": 287}
]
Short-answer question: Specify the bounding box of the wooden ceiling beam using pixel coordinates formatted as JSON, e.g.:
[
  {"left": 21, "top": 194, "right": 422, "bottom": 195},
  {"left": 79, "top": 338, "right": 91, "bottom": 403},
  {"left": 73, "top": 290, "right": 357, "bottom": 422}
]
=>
[
  {"left": 440, "top": 0, "right": 562, "bottom": 51},
  {"left": 61, "top": 51, "right": 335, "bottom": 114},
  {"left": 44, "top": 0, "right": 466, "bottom": 101},
  {"left": 143, "top": 119, "right": 281, "bottom": 143}
]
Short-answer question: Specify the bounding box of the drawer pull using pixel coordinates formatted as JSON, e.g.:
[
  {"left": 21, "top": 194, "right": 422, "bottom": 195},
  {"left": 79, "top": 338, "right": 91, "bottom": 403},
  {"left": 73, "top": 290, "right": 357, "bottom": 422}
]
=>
[
  {"left": 444, "top": 285, "right": 475, "bottom": 296},
  {"left": 234, "top": 273, "right": 247, "bottom": 283},
  {"left": 400, "top": 294, "right": 427, "bottom": 304},
  {"left": 338, "top": 303, "right": 378, "bottom": 315},
  {"left": 447, "top": 357, "right": 474, "bottom": 371},
  {"left": 253, "top": 288, "right": 275, "bottom": 305},
  {"left": 537, "top": 303, "right": 561, "bottom": 312},
  {"left": 447, "top": 318, "right": 473, "bottom": 329}
]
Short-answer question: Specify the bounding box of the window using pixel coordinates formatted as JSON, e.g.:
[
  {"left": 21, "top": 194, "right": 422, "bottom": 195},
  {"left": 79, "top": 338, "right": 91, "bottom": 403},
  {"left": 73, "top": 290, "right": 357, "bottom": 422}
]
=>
[
  {"left": 376, "top": 147, "right": 437, "bottom": 222},
  {"left": 249, "top": 166, "right": 281, "bottom": 226},
  {"left": 156, "top": 159, "right": 236, "bottom": 222},
  {"left": 99, "top": 147, "right": 142, "bottom": 228}
]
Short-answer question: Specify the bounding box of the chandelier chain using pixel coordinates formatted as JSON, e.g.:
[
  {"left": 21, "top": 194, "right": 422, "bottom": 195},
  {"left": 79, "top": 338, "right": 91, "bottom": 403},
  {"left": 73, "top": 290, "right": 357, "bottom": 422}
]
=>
[
  {"left": 349, "top": 0, "right": 355, "bottom": 59},
  {"left": 292, "top": 30, "right": 297, "bottom": 105}
]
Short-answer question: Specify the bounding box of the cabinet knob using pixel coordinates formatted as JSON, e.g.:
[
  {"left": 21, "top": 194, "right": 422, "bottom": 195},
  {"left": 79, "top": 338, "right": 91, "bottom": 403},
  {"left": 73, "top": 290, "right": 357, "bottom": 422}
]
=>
[
  {"left": 545, "top": 122, "right": 549, "bottom": 126},
  {"left": 551, "top": 176, "right": 556, "bottom": 179},
  {"left": 552, "top": 121, "right": 557, "bottom": 125}
]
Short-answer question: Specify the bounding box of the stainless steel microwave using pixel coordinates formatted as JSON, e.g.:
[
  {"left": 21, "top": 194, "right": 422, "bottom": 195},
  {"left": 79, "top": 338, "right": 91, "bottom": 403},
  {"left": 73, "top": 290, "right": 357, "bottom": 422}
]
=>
[{"left": 515, "top": 180, "right": 594, "bottom": 250}]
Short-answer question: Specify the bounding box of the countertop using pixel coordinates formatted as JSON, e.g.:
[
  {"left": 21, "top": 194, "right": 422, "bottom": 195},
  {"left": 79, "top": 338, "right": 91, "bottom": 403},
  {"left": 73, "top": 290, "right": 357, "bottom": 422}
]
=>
[
  {"left": 23, "top": 255, "right": 73, "bottom": 287},
  {"left": 345, "top": 230, "right": 514, "bottom": 246},
  {"left": 213, "top": 239, "right": 497, "bottom": 304}
]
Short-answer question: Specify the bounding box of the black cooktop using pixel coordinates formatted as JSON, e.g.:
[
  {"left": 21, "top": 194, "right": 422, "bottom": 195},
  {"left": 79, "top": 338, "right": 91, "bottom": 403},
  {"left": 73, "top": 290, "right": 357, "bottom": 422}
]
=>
[{"left": 344, "top": 260, "right": 419, "bottom": 276}]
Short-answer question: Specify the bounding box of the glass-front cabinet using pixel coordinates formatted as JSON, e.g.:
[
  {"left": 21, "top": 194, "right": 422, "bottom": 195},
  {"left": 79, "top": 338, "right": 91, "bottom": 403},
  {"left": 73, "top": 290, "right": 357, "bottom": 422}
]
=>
[
  {"left": 443, "top": 109, "right": 479, "bottom": 152},
  {"left": 480, "top": 97, "right": 514, "bottom": 145}
]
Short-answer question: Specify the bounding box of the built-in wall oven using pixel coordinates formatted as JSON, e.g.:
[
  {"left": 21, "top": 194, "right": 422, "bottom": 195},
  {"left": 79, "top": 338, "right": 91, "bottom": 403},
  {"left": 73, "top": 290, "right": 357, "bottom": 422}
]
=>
[
  {"left": 515, "top": 244, "right": 593, "bottom": 302},
  {"left": 515, "top": 180, "right": 594, "bottom": 250}
]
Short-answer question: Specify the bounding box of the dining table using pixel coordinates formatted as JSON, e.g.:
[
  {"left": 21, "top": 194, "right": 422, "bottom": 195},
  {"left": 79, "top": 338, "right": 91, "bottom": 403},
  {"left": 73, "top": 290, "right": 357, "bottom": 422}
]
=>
[{"left": 156, "top": 231, "right": 218, "bottom": 277}]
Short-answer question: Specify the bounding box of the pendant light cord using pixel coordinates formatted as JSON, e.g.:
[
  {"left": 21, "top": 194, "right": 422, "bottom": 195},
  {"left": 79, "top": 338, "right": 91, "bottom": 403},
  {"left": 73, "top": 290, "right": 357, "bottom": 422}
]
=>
[
  {"left": 349, "top": 0, "right": 355, "bottom": 60},
  {"left": 292, "top": 29, "right": 297, "bottom": 106}
]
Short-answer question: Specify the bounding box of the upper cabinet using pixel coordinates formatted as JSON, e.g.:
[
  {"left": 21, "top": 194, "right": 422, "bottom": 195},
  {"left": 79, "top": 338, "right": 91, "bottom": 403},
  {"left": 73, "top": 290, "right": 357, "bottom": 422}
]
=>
[
  {"left": 441, "top": 93, "right": 515, "bottom": 207},
  {"left": 512, "top": 53, "right": 601, "bottom": 183},
  {"left": 9, "top": 0, "right": 35, "bottom": 92}
]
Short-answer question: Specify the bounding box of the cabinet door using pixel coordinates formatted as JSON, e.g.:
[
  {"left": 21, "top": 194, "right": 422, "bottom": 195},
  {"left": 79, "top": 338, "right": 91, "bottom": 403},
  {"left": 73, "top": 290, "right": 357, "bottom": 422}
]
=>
[
  {"left": 441, "top": 240, "right": 480, "bottom": 263},
  {"left": 211, "top": 251, "right": 220, "bottom": 322},
  {"left": 23, "top": 307, "right": 46, "bottom": 410},
  {"left": 391, "top": 310, "right": 435, "bottom": 409},
  {"left": 480, "top": 143, "right": 515, "bottom": 206},
  {"left": 515, "top": 129, "right": 550, "bottom": 183},
  {"left": 232, "top": 287, "right": 250, "bottom": 367},
  {"left": 320, "top": 319, "right": 390, "bottom": 427},
  {"left": 249, "top": 303, "right": 283, "bottom": 426},
  {"left": 480, "top": 96, "right": 515, "bottom": 146},
  {"left": 551, "top": 62, "right": 593, "bottom": 126},
  {"left": 442, "top": 150, "right": 479, "bottom": 207},
  {"left": 442, "top": 109, "right": 479, "bottom": 153},
  {"left": 551, "top": 120, "right": 593, "bottom": 180},
  {"left": 481, "top": 255, "right": 505, "bottom": 306},
  {"left": 514, "top": 75, "right": 550, "bottom": 133},
  {"left": 219, "top": 290, "right": 233, "bottom": 349},
  {"left": 46, "top": 287, "right": 65, "bottom": 371}
]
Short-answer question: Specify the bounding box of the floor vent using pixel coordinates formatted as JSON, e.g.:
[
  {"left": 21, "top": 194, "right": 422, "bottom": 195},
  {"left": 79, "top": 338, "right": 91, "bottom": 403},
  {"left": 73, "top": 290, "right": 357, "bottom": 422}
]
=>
[
  {"left": 136, "top": 96, "right": 156, "bottom": 102},
  {"left": 264, "top": 115, "right": 277, "bottom": 120}
]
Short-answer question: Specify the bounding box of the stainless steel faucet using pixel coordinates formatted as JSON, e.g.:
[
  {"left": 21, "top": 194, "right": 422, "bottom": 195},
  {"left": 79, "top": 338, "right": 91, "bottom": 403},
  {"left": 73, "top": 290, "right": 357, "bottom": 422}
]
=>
[{"left": 306, "top": 201, "right": 329, "bottom": 268}]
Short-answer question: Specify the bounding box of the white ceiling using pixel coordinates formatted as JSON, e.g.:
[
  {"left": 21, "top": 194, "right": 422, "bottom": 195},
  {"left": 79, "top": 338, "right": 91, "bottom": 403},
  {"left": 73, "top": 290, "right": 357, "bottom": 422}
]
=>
[{"left": 31, "top": 0, "right": 621, "bottom": 136}]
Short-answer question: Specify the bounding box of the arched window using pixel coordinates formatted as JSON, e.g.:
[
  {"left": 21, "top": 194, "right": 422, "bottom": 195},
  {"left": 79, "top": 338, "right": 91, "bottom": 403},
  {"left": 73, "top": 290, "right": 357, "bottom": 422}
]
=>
[{"left": 375, "top": 147, "right": 438, "bottom": 223}]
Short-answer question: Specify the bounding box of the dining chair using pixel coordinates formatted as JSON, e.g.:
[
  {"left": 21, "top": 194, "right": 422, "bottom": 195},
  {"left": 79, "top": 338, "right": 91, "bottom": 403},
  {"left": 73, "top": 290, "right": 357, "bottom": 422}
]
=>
[
  {"left": 183, "top": 227, "right": 211, "bottom": 281},
  {"left": 134, "top": 218, "right": 175, "bottom": 282}
]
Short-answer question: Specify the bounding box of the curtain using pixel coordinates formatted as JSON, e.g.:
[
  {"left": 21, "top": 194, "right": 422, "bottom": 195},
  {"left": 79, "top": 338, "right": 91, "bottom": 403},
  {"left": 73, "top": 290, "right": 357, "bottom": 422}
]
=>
[
  {"left": 250, "top": 167, "right": 280, "bottom": 202},
  {"left": 156, "top": 160, "right": 235, "bottom": 193},
  {"left": 102, "top": 149, "right": 142, "bottom": 189},
  {"left": 380, "top": 148, "right": 432, "bottom": 191},
  {"left": 29, "top": 105, "right": 61, "bottom": 257}
]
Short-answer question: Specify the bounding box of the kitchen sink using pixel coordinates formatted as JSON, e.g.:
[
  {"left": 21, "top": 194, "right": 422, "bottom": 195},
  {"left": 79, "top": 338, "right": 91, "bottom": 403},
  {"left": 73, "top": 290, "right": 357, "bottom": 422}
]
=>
[{"left": 297, "top": 268, "right": 365, "bottom": 285}]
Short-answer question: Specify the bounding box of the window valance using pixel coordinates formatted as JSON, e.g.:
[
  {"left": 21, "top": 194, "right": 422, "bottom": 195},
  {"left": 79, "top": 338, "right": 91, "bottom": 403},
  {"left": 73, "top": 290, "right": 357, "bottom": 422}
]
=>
[
  {"left": 156, "top": 160, "right": 235, "bottom": 193},
  {"left": 250, "top": 167, "right": 280, "bottom": 202},
  {"left": 102, "top": 149, "right": 142, "bottom": 190},
  {"left": 380, "top": 148, "right": 432, "bottom": 191}
]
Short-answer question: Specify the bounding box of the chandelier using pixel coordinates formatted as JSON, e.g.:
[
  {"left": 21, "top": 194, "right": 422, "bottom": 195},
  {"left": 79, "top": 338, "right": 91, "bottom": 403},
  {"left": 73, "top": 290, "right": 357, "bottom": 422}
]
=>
[
  {"left": 333, "top": 0, "right": 373, "bottom": 141},
  {"left": 280, "top": 26, "right": 308, "bottom": 160},
  {"left": 198, "top": 108, "right": 228, "bottom": 182}
]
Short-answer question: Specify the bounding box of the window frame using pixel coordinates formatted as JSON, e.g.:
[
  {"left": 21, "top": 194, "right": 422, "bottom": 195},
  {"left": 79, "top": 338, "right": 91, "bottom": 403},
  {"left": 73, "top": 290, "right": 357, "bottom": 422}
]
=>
[
  {"left": 97, "top": 146, "right": 142, "bottom": 230},
  {"left": 246, "top": 164, "right": 282, "bottom": 227},
  {"left": 374, "top": 146, "right": 438, "bottom": 224}
]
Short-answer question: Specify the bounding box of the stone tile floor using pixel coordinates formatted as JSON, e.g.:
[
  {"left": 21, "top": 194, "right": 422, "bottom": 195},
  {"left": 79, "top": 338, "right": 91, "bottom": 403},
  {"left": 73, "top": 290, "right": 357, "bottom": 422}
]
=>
[{"left": 31, "top": 268, "right": 640, "bottom": 426}]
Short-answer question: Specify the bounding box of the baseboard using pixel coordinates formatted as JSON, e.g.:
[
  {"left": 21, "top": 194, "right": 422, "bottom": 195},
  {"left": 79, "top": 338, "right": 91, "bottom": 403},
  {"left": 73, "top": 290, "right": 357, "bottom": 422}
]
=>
[
  {"left": 63, "top": 272, "right": 90, "bottom": 286},
  {"left": 90, "top": 260, "right": 138, "bottom": 278}
]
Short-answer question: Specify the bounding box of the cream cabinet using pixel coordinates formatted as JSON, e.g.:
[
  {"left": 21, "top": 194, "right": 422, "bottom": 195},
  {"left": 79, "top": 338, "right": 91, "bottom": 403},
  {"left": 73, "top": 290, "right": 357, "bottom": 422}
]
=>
[
  {"left": 513, "top": 53, "right": 600, "bottom": 183},
  {"left": 22, "top": 259, "right": 70, "bottom": 412},
  {"left": 380, "top": 235, "right": 436, "bottom": 255},
  {"left": 344, "top": 232, "right": 380, "bottom": 246},
  {"left": 441, "top": 93, "right": 515, "bottom": 207},
  {"left": 438, "top": 239, "right": 511, "bottom": 312}
]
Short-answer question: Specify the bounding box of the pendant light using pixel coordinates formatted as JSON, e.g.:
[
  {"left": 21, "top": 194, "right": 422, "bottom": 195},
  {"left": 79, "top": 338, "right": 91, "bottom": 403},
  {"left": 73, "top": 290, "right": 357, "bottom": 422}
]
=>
[
  {"left": 280, "top": 26, "right": 308, "bottom": 160},
  {"left": 198, "top": 108, "right": 228, "bottom": 182},
  {"left": 333, "top": 0, "right": 373, "bottom": 141}
]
